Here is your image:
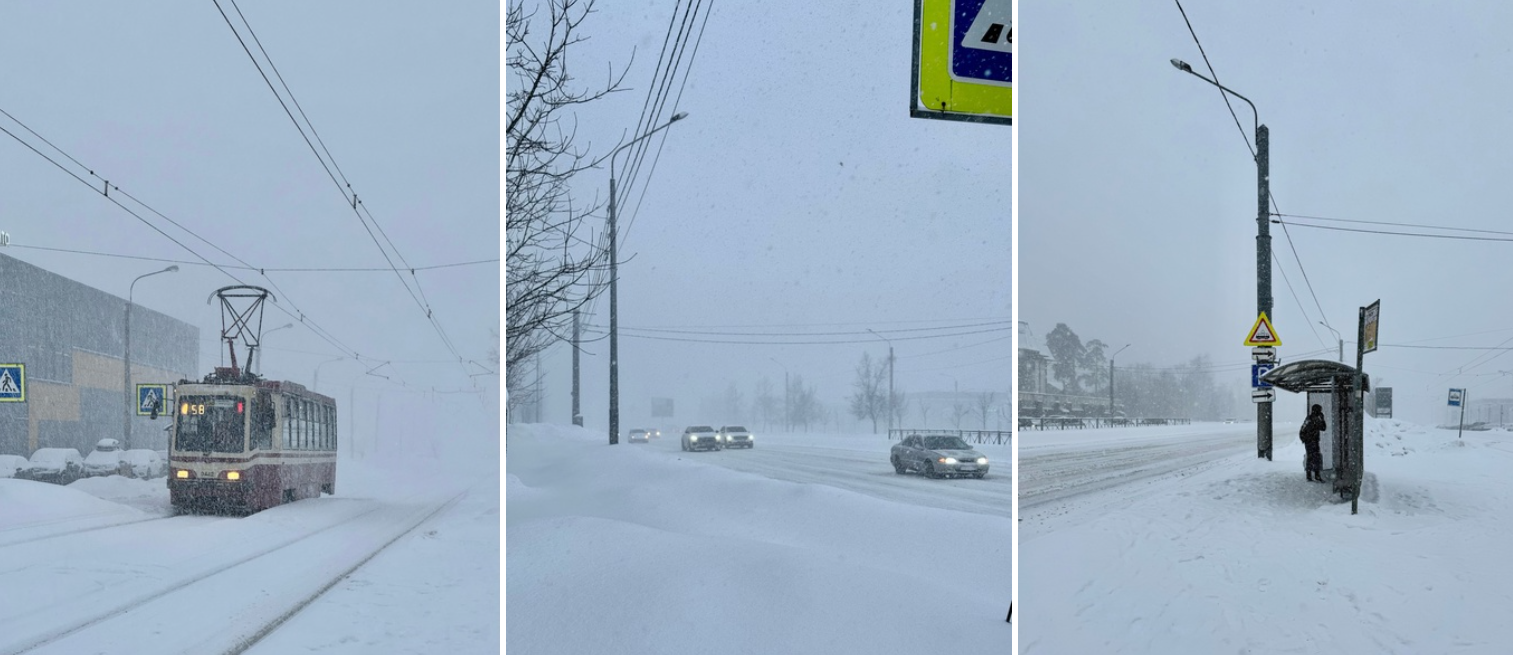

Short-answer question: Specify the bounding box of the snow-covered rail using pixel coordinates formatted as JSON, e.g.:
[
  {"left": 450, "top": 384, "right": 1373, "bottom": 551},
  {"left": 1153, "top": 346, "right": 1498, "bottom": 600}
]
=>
[
  {"left": 0, "top": 493, "right": 463, "bottom": 655},
  {"left": 1018, "top": 428, "right": 1254, "bottom": 512}
]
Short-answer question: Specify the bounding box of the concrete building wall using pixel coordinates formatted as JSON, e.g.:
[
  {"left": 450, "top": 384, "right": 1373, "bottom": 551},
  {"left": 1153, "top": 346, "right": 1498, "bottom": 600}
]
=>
[{"left": 0, "top": 253, "right": 198, "bottom": 457}]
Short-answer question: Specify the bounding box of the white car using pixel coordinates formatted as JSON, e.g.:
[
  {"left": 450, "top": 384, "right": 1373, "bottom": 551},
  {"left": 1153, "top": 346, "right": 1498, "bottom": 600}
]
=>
[
  {"left": 717, "top": 425, "right": 754, "bottom": 449},
  {"left": 83, "top": 438, "right": 125, "bottom": 477},
  {"left": 628, "top": 429, "right": 651, "bottom": 444},
  {"left": 120, "top": 449, "right": 167, "bottom": 479},
  {"left": 0, "top": 454, "right": 28, "bottom": 478},
  {"left": 681, "top": 425, "right": 719, "bottom": 452},
  {"left": 17, "top": 448, "right": 84, "bottom": 484}
]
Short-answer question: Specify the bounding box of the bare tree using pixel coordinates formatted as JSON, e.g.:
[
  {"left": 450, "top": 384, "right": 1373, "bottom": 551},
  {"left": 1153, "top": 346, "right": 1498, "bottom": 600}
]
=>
[
  {"left": 754, "top": 376, "right": 777, "bottom": 431},
  {"left": 890, "top": 390, "right": 909, "bottom": 430},
  {"left": 951, "top": 400, "right": 971, "bottom": 430},
  {"left": 976, "top": 392, "right": 997, "bottom": 430},
  {"left": 506, "top": 0, "right": 629, "bottom": 398},
  {"left": 916, "top": 398, "right": 932, "bottom": 427},
  {"left": 723, "top": 382, "right": 744, "bottom": 423},
  {"left": 791, "top": 375, "right": 822, "bottom": 432},
  {"left": 848, "top": 352, "right": 888, "bottom": 433}
]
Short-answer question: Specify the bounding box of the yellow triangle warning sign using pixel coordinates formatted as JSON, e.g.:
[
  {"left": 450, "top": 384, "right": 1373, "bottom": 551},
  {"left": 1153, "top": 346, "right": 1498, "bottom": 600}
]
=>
[{"left": 1244, "top": 312, "right": 1282, "bottom": 346}]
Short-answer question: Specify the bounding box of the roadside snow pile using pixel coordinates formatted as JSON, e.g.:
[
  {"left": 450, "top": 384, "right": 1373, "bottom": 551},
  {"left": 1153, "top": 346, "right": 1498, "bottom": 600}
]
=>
[
  {"left": 0, "top": 479, "right": 144, "bottom": 529},
  {"left": 1022, "top": 417, "right": 1513, "bottom": 654},
  {"left": 506, "top": 423, "right": 1010, "bottom": 655}
]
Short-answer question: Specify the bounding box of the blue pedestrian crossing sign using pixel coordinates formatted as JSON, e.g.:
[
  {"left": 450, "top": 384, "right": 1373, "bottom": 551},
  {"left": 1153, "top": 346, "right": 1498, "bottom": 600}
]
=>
[
  {"left": 0, "top": 364, "right": 24, "bottom": 402},
  {"left": 137, "top": 384, "right": 168, "bottom": 416}
]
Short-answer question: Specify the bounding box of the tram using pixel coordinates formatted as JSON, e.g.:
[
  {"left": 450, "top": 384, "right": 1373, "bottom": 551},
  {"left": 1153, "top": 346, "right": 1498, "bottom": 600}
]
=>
[
  {"left": 168, "top": 371, "right": 337, "bottom": 513},
  {"left": 167, "top": 285, "right": 337, "bottom": 514}
]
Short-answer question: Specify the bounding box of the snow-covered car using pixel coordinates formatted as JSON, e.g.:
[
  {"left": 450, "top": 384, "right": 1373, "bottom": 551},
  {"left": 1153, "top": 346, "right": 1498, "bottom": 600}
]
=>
[
  {"left": 0, "top": 454, "right": 28, "bottom": 478},
  {"left": 681, "top": 425, "right": 719, "bottom": 452},
  {"left": 717, "top": 425, "right": 754, "bottom": 449},
  {"left": 890, "top": 434, "right": 989, "bottom": 479},
  {"left": 16, "top": 448, "right": 85, "bottom": 484},
  {"left": 120, "top": 449, "right": 167, "bottom": 479},
  {"left": 628, "top": 429, "right": 650, "bottom": 443},
  {"left": 83, "top": 438, "right": 125, "bottom": 477}
]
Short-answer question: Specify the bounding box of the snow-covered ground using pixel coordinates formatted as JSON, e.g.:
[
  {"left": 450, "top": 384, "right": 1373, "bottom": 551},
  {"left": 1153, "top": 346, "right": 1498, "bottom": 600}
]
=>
[
  {"left": 1021, "top": 418, "right": 1513, "bottom": 653},
  {"left": 0, "top": 449, "right": 499, "bottom": 654},
  {"left": 506, "top": 424, "right": 1011, "bottom": 654}
]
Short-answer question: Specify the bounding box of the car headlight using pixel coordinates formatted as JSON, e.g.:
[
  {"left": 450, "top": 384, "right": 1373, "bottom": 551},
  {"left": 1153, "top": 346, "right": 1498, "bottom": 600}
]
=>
[
  {"left": 939, "top": 457, "right": 958, "bottom": 464},
  {"left": 977, "top": 457, "right": 988, "bottom": 465},
  {"left": 690, "top": 436, "right": 698, "bottom": 441}
]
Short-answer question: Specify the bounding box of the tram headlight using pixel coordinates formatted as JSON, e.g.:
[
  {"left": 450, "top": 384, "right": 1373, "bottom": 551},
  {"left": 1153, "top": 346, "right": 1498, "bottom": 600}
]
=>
[
  {"left": 175, "top": 469, "right": 189, "bottom": 479},
  {"left": 224, "top": 470, "right": 241, "bottom": 481}
]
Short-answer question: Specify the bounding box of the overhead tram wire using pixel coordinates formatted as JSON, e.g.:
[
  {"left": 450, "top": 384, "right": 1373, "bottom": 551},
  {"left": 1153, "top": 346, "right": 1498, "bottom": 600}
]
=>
[
  {"left": 214, "top": 0, "right": 469, "bottom": 374},
  {"left": 3, "top": 243, "right": 498, "bottom": 271},
  {"left": 1275, "top": 220, "right": 1513, "bottom": 243},
  {"left": 580, "top": 325, "right": 1010, "bottom": 346},
  {"left": 1275, "top": 213, "right": 1513, "bottom": 237},
  {"left": 0, "top": 106, "right": 449, "bottom": 374},
  {"left": 592, "top": 319, "right": 1012, "bottom": 337}
]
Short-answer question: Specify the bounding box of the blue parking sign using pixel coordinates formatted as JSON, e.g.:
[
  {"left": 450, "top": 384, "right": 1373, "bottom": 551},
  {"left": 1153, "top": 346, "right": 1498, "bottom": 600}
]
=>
[
  {"left": 0, "top": 364, "right": 23, "bottom": 402},
  {"left": 1252, "top": 363, "right": 1275, "bottom": 389}
]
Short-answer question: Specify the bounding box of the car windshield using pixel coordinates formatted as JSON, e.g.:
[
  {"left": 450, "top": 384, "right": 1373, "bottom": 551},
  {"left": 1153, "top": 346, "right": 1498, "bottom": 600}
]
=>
[
  {"left": 175, "top": 395, "right": 248, "bottom": 453},
  {"left": 32, "top": 450, "right": 70, "bottom": 464},
  {"left": 688, "top": 426, "right": 714, "bottom": 433},
  {"left": 724, "top": 426, "right": 747, "bottom": 432},
  {"left": 922, "top": 436, "right": 971, "bottom": 451}
]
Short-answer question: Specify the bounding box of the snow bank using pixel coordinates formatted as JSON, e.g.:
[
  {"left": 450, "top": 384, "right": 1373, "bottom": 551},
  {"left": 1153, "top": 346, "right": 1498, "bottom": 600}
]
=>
[
  {"left": 1022, "top": 417, "right": 1513, "bottom": 653},
  {"left": 0, "top": 479, "right": 144, "bottom": 529},
  {"left": 506, "top": 423, "right": 1010, "bottom": 654}
]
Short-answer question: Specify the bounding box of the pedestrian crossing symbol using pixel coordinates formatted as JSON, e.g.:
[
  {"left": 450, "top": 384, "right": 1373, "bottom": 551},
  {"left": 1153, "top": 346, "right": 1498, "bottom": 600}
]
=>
[
  {"left": 1243, "top": 312, "right": 1283, "bottom": 347},
  {"left": 137, "top": 384, "right": 168, "bottom": 416},
  {"left": 0, "top": 364, "right": 24, "bottom": 402}
]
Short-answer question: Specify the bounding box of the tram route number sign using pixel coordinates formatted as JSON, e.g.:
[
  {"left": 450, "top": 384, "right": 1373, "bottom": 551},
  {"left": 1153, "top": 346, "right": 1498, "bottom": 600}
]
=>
[
  {"left": 0, "top": 364, "right": 24, "bottom": 402},
  {"left": 137, "top": 384, "right": 169, "bottom": 416}
]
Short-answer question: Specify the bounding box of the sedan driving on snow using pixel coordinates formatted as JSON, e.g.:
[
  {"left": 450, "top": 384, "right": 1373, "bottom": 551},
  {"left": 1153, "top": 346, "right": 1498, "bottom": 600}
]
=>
[
  {"left": 681, "top": 425, "right": 719, "bottom": 452},
  {"left": 717, "top": 425, "right": 753, "bottom": 449},
  {"left": 628, "top": 429, "right": 650, "bottom": 443},
  {"left": 891, "top": 434, "right": 990, "bottom": 479}
]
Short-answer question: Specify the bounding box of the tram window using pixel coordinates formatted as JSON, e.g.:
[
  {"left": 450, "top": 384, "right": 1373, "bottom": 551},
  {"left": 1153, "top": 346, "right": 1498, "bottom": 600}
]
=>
[
  {"left": 282, "top": 397, "right": 291, "bottom": 449},
  {"left": 251, "top": 392, "right": 273, "bottom": 451},
  {"left": 299, "top": 400, "right": 308, "bottom": 450},
  {"left": 331, "top": 405, "right": 339, "bottom": 451},
  {"left": 296, "top": 399, "right": 305, "bottom": 450},
  {"left": 324, "top": 405, "right": 332, "bottom": 450},
  {"left": 318, "top": 405, "right": 327, "bottom": 450}
]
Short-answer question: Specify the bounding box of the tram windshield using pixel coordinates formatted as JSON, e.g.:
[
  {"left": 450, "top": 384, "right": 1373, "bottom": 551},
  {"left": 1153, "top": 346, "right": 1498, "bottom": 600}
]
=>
[{"left": 176, "top": 395, "right": 248, "bottom": 453}]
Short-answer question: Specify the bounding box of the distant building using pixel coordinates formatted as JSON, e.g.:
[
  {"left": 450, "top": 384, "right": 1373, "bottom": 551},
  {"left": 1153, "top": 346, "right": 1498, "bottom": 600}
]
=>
[
  {"left": 0, "top": 253, "right": 198, "bottom": 456},
  {"left": 1016, "top": 321, "right": 1113, "bottom": 418}
]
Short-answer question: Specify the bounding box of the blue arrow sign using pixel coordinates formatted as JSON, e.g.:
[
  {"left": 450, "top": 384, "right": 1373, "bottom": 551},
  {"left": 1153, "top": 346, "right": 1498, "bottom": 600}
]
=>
[
  {"left": 1252, "top": 363, "right": 1275, "bottom": 389},
  {"left": 0, "top": 364, "right": 23, "bottom": 402}
]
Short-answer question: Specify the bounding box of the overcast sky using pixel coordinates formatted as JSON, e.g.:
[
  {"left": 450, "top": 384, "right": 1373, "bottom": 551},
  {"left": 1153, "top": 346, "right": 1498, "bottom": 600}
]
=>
[
  {"left": 1021, "top": 1, "right": 1513, "bottom": 425},
  {"left": 518, "top": 0, "right": 1013, "bottom": 433},
  {"left": 0, "top": 2, "right": 499, "bottom": 447}
]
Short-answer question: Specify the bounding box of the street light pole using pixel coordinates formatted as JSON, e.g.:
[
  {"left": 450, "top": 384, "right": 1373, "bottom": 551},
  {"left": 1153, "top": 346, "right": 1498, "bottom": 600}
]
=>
[
  {"left": 1110, "top": 344, "right": 1131, "bottom": 417},
  {"left": 770, "top": 357, "right": 789, "bottom": 432},
  {"left": 608, "top": 112, "right": 688, "bottom": 446},
  {"left": 868, "top": 329, "right": 895, "bottom": 435},
  {"left": 256, "top": 323, "right": 294, "bottom": 376},
  {"left": 1171, "top": 58, "right": 1273, "bottom": 460},
  {"left": 1319, "top": 321, "right": 1343, "bottom": 363},
  {"left": 313, "top": 356, "right": 344, "bottom": 393},
  {"left": 124, "top": 265, "right": 178, "bottom": 450}
]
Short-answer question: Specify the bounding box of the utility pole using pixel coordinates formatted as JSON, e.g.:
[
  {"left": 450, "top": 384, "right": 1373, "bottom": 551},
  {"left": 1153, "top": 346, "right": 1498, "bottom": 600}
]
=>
[
  {"left": 572, "top": 309, "right": 582, "bottom": 426},
  {"left": 1110, "top": 344, "right": 1131, "bottom": 418}
]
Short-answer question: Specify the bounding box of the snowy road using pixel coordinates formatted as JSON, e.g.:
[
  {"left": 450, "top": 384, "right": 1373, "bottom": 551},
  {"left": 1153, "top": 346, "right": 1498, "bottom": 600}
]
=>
[
  {"left": 0, "top": 456, "right": 499, "bottom": 655},
  {"left": 628, "top": 431, "right": 1010, "bottom": 518},
  {"left": 1018, "top": 423, "right": 1263, "bottom": 514}
]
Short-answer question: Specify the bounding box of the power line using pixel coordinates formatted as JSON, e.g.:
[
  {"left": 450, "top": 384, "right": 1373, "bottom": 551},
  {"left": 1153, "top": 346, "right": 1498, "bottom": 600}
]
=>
[
  {"left": 1275, "top": 220, "right": 1513, "bottom": 243},
  {"left": 588, "top": 320, "right": 1011, "bottom": 337},
  {"left": 3, "top": 242, "right": 497, "bottom": 271},
  {"left": 1274, "top": 213, "right": 1513, "bottom": 237},
  {"left": 581, "top": 325, "right": 1009, "bottom": 346}
]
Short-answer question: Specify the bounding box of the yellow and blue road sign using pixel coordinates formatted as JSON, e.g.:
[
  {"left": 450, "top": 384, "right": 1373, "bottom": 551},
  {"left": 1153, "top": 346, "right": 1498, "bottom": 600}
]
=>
[{"left": 912, "top": 0, "right": 1012, "bottom": 125}]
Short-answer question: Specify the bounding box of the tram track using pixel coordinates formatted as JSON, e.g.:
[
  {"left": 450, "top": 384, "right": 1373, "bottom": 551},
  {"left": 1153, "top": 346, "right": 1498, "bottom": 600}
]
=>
[
  {"left": 0, "top": 515, "right": 177, "bottom": 550},
  {"left": 3, "top": 493, "right": 465, "bottom": 655}
]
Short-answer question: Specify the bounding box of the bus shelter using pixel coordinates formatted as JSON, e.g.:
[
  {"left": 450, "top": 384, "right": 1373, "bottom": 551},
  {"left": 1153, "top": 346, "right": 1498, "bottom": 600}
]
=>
[{"left": 1261, "top": 360, "right": 1369, "bottom": 509}]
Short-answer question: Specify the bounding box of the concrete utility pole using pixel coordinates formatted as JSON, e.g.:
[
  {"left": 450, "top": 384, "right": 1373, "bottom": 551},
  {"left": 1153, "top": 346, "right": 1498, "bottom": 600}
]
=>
[
  {"left": 1171, "top": 58, "right": 1273, "bottom": 460},
  {"left": 571, "top": 309, "right": 582, "bottom": 426},
  {"left": 608, "top": 112, "right": 688, "bottom": 446},
  {"left": 1320, "top": 321, "right": 1343, "bottom": 363},
  {"left": 868, "top": 329, "right": 896, "bottom": 434},
  {"left": 124, "top": 265, "right": 177, "bottom": 450}
]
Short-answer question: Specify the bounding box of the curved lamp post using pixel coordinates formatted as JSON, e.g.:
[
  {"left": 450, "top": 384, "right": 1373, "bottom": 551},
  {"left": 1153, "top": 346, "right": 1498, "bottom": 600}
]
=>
[
  {"left": 608, "top": 112, "right": 688, "bottom": 445},
  {"left": 124, "top": 265, "right": 178, "bottom": 449}
]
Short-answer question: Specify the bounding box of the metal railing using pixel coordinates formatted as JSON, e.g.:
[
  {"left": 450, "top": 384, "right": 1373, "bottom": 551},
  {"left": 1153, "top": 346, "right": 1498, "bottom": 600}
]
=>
[
  {"left": 887, "top": 428, "right": 1011, "bottom": 445},
  {"left": 1015, "top": 417, "right": 1194, "bottom": 430}
]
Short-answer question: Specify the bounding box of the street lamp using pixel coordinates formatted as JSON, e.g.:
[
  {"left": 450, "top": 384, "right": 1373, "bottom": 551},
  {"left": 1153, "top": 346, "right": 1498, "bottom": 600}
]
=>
[
  {"left": 124, "top": 265, "right": 178, "bottom": 450},
  {"left": 1171, "top": 57, "right": 1274, "bottom": 460},
  {"left": 1319, "top": 321, "right": 1343, "bottom": 363},
  {"left": 770, "top": 357, "right": 789, "bottom": 432},
  {"left": 255, "top": 323, "right": 294, "bottom": 376},
  {"left": 608, "top": 111, "right": 689, "bottom": 446},
  {"left": 1110, "top": 344, "right": 1131, "bottom": 418},
  {"left": 867, "top": 329, "right": 896, "bottom": 435},
  {"left": 313, "top": 356, "right": 344, "bottom": 394}
]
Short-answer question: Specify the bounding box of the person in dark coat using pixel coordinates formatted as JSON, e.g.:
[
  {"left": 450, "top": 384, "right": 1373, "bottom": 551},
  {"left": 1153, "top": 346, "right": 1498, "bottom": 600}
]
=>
[{"left": 1300, "top": 404, "right": 1326, "bottom": 482}]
